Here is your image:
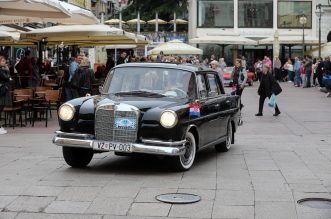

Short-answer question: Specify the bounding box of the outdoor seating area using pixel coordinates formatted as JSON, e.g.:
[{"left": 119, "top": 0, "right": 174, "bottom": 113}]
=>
[{"left": 0, "top": 86, "right": 61, "bottom": 128}]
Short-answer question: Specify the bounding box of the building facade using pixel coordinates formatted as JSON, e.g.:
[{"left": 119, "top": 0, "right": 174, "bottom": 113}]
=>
[{"left": 188, "top": 0, "right": 331, "bottom": 64}]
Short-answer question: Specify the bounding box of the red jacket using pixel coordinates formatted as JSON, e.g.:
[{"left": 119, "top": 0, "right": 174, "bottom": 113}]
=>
[{"left": 18, "top": 57, "right": 33, "bottom": 80}]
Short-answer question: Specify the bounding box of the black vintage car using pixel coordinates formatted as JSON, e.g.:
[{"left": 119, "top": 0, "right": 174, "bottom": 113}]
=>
[{"left": 53, "top": 63, "right": 241, "bottom": 171}]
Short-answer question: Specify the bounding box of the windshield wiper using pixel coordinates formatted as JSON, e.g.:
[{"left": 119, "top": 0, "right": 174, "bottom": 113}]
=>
[{"left": 114, "top": 90, "right": 166, "bottom": 97}]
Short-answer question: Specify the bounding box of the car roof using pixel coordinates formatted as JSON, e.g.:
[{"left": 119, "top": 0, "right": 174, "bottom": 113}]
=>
[{"left": 114, "top": 62, "right": 212, "bottom": 72}]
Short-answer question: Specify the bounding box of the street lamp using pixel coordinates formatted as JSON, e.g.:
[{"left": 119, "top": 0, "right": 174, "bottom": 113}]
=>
[
  {"left": 299, "top": 15, "right": 307, "bottom": 58},
  {"left": 315, "top": 4, "right": 324, "bottom": 58}
]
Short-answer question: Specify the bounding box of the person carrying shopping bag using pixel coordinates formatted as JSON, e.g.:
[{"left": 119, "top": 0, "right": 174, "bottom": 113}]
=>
[{"left": 256, "top": 64, "right": 282, "bottom": 117}]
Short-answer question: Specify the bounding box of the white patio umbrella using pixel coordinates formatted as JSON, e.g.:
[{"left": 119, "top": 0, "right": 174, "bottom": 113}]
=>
[
  {"left": 148, "top": 39, "right": 202, "bottom": 55},
  {"left": 147, "top": 19, "right": 167, "bottom": 25},
  {"left": 0, "top": 30, "right": 19, "bottom": 41},
  {"left": 126, "top": 19, "right": 146, "bottom": 25},
  {"left": 169, "top": 19, "right": 188, "bottom": 24},
  {"left": 0, "top": 0, "right": 71, "bottom": 24},
  {"left": 105, "top": 19, "right": 126, "bottom": 25},
  {"left": 20, "top": 24, "right": 148, "bottom": 45},
  {"left": 0, "top": 30, "right": 33, "bottom": 45}
]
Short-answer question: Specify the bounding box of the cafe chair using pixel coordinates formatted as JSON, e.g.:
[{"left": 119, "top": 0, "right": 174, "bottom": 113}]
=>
[{"left": 44, "top": 89, "right": 61, "bottom": 118}]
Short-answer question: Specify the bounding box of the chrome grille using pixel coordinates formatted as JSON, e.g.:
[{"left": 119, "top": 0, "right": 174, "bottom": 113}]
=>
[{"left": 95, "top": 105, "right": 138, "bottom": 143}]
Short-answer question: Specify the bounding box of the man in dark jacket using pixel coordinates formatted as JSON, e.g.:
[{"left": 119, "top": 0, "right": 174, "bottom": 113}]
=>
[
  {"left": 304, "top": 56, "right": 313, "bottom": 88},
  {"left": 256, "top": 64, "right": 281, "bottom": 117},
  {"left": 116, "top": 51, "right": 127, "bottom": 65}
]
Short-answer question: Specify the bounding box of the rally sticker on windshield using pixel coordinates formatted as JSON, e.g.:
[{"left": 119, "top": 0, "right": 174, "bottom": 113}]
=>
[{"left": 189, "top": 103, "right": 201, "bottom": 117}]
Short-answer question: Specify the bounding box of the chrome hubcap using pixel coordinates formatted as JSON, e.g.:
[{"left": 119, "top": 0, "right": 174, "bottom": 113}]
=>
[
  {"left": 180, "top": 135, "right": 195, "bottom": 168},
  {"left": 226, "top": 125, "right": 232, "bottom": 149}
]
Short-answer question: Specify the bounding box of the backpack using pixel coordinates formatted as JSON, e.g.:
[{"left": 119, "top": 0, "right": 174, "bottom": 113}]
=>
[
  {"left": 300, "top": 64, "right": 305, "bottom": 75},
  {"left": 69, "top": 68, "right": 82, "bottom": 89}
]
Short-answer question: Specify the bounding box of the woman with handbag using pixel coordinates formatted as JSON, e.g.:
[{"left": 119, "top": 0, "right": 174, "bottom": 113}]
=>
[
  {"left": 0, "top": 56, "right": 12, "bottom": 134},
  {"left": 256, "top": 64, "right": 282, "bottom": 117}
]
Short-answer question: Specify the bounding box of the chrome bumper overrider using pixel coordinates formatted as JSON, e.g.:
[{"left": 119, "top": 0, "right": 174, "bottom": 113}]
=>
[{"left": 53, "top": 131, "right": 186, "bottom": 156}]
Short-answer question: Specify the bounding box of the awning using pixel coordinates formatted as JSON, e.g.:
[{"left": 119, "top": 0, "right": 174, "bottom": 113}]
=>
[
  {"left": 57, "top": 1, "right": 98, "bottom": 25},
  {"left": 0, "top": 0, "right": 71, "bottom": 24},
  {"left": 189, "top": 36, "right": 257, "bottom": 45},
  {"left": 259, "top": 35, "right": 321, "bottom": 45},
  {"left": 308, "top": 42, "right": 331, "bottom": 57},
  {"left": 20, "top": 24, "right": 148, "bottom": 45},
  {"left": 0, "top": 30, "right": 33, "bottom": 45},
  {"left": 148, "top": 39, "right": 203, "bottom": 55}
]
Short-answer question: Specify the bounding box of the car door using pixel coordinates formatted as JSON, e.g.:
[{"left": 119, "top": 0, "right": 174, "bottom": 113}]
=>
[
  {"left": 194, "top": 73, "right": 213, "bottom": 146},
  {"left": 206, "top": 72, "right": 228, "bottom": 139}
]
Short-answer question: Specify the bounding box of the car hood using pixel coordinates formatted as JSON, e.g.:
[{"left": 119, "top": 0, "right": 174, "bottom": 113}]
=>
[{"left": 79, "top": 95, "right": 187, "bottom": 116}]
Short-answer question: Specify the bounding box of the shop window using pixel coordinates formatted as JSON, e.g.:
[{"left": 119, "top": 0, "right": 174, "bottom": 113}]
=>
[
  {"left": 197, "top": 0, "right": 234, "bottom": 28},
  {"left": 278, "top": 1, "right": 312, "bottom": 29},
  {"left": 238, "top": 0, "right": 273, "bottom": 28}
]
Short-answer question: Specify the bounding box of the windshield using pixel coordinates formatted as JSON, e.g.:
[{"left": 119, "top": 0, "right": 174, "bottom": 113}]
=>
[{"left": 103, "top": 67, "right": 196, "bottom": 99}]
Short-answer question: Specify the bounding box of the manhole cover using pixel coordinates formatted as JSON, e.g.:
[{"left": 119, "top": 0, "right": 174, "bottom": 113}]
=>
[
  {"left": 156, "top": 193, "right": 201, "bottom": 204},
  {"left": 297, "top": 198, "right": 331, "bottom": 209}
]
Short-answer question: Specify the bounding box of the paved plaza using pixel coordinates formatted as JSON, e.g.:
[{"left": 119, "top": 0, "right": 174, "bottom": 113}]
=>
[{"left": 0, "top": 83, "right": 330, "bottom": 219}]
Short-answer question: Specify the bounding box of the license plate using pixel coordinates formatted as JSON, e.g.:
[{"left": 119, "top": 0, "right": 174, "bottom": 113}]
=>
[{"left": 93, "top": 141, "right": 132, "bottom": 152}]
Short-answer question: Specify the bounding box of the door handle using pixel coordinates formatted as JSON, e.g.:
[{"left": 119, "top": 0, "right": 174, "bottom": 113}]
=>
[{"left": 215, "top": 104, "right": 220, "bottom": 107}]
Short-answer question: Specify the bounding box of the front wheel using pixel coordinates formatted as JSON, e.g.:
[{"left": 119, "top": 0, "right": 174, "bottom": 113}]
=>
[
  {"left": 171, "top": 132, "right": 196, "bottom": 171},
  {"left": 62, "top": 147, "right": 94, "bottom": 168},
  {"left": 215, "top": 122, "right": 233, "bottom": 152}
]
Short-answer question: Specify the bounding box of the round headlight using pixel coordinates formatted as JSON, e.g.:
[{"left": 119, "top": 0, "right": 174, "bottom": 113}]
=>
[
  {"left": 58, "top": 104, "right": 75, "bottom": 121},
  {"left": 160, "top": 110, "right": 178, "bottom": 128}
]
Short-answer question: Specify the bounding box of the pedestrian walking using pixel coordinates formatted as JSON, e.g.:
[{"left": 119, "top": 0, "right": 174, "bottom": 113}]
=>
[
  {"left": 210, "top": 60, "right": 224, "bottom": 84},
  {"left": 294, "top": 57, "right": 302, "bottom": 87},
  {"left": 79, "top": 58, "right": 95, "bottom": 97},
  {"left": 0, "top": 56, "right": 12, "bottom": 134},
  {"left": 315, "top": 58, "right": 324, "bottom": 87},
  {"left": 71, "top": 57, "right": 95, "bottom": 98},
  {"left": 303, "top": 56, "right": 313, "bottom": 88},
  {"left": 232, "top": 59, "right": 247, "bottom": 110},
  {"left": 65, "top": 55, "right": 82, "bottom": 101},
  {"left": 255, "top": 64, "right": 282, "bottom": 117}
]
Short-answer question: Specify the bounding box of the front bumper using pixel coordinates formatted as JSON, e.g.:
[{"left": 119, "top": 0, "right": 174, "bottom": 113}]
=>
[{"left": 52, "top": 131, "right": 186, "bottom": 156}]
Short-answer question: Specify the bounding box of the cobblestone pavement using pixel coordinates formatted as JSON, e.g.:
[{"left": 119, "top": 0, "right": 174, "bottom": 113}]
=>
[{"left": 0, "top": 83, "right": 330, "bottom": 219}]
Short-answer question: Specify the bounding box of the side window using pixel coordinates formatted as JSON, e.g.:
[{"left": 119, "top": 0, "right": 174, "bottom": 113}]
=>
[
  {"left": 196, "top": 74, "right": 207, "bottom": 98},
  {"left": 207, "top": 73, "right": 221, "bottom": 97}
]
